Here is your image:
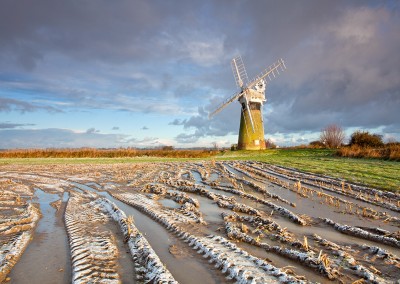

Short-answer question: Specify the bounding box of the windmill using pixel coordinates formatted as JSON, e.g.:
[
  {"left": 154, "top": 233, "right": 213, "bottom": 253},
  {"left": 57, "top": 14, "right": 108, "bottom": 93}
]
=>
[{"left": 209, "top": 55, "right": 286, "bottom": 150}]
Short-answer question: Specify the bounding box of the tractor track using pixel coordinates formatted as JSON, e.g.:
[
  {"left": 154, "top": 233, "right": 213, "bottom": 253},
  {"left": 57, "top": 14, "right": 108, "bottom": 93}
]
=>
[{"left": 0, "top": 161, "right": 399, "bottom": 283}]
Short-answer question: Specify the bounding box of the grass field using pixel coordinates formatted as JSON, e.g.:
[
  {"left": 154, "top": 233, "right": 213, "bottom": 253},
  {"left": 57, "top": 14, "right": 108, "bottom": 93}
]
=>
[
  {"left": 218, "top": 149, "right": 400, "bottom": 192},
  {"left": 0, "top": 148, "right": 398, "bottom": 192}
]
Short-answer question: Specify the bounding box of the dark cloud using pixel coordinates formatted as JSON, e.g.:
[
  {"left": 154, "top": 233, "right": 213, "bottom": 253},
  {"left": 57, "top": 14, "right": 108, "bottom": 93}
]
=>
[
  {"left": 0, "top": 97, "right": 60, "bottom": 113},
  {"left": 169, "top": 119, "right": 184, "bottom": 126},
  {"left": 0, "top": 0, "right": 160, "bottom": 67},
  {"left": 0, "top": 0, "right": 229, "bottom": 69},
  {"left": 170, "top": 1, "right": 400, "bottom": 142},
  {"left": 171, "top": 104, "right": 240, "bottom": 143},
  {"left": 0, "top": 122, "right": 35, "bottom": 129},
  {"left": 175, "top": 133, "right": 200, "bottom": 144}
]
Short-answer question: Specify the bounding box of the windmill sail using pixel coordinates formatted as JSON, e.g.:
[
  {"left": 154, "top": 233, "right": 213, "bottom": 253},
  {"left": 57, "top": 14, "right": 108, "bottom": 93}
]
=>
[
  {"left": 243, "top": 95, "right": 255, "bottom": 132},
  {"left": 247, "top": 58, "right": 286, "bottom": 90},
  {"left": 231, "top": 55, "right": 249, "bottom": 89}
]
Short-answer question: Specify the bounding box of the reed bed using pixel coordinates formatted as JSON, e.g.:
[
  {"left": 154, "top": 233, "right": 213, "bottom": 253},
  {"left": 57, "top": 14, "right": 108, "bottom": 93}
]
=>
[
  {"left": 337, "top": 145, "right": 400, "bottom": 161},
  {"left": 0, "top": 148, "right": 218, "bottom": 159}
]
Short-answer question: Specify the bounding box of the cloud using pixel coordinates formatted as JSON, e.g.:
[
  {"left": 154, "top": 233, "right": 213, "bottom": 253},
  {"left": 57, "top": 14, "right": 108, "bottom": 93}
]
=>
[
  {"left": 141, "top": 126, "right": 149, "bottom": 130},
  {"left": 123, "top": 136, "right": 160, "bottom": 146},
  {"left": 0, "top": 97, "right": 60, "bottom": 113},
  {"left": 183, "top": 35, "right": 226, "bottom": 67},
  {"left": 175, "top": 133, "right": 200, "bottom": 144},
  {"left": 86, "top": 127, "right": 100, "bottom": 134},
  {"left": 0, "top": 122, "right": 35, "bottom": 129},
  {"left": 111, "top": 126, "right": 120, "bottom": 130},
  {"left": 171, "top": 2, "right": 400, "bottom": 144},
  {"left": 169, "top": 119, "right": 183, "bottom": 126},
  {"left": 0, "top": 1, "right": 398, "bottom": 147}
]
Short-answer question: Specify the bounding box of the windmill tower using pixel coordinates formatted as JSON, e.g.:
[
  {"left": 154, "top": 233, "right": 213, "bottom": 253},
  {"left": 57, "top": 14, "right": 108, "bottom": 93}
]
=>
[{"left": 209, "top": 55, "right": 286, "bottom": 150}]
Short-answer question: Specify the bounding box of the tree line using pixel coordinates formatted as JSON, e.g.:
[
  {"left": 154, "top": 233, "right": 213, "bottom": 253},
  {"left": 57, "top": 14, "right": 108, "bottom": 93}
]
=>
[{"left": 310, "top": 124, "right": 399, "bottom": 161}]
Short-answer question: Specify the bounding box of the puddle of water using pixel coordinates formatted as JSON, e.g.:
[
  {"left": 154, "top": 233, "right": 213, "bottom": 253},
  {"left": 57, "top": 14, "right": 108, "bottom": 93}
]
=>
[
  {"left": 61, "top": 191, "right": 69, "bottom": 202},
  {"left": 159, "top": 198, "right": 181, "bottom": 209},
  {"left": 191, "top": 170, "right": 238, "bottom": 223},
  {"left": 9, "top": 188, "right": 71, "bottom": 284},
  {"left": 209, "top": 173, "right": 219, "bottom": 182},
  {"left": 107, "top": 221, "right": 136, "bottom": 284},
  {"left": 191, "top": 194, "right": 227, "bottom": 224},
  {"left": 191, "top": 171, "right": 203, "bottom": 183},
  {"left": 85, "top": 181, "right": 101, "bottom": 188}
]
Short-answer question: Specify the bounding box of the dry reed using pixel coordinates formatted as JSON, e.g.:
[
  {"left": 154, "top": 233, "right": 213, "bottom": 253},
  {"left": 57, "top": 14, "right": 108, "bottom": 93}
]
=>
[
  {"left": 0, "top": 148, "right": 218, "bottom": 159},
  {"left": 337, "top": 145, "right": 400, "bottom": 161}
]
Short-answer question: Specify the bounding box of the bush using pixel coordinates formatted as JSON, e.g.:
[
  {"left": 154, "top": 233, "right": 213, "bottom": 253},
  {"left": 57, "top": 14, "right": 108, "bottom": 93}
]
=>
[
  {"left": 309, "top": 140, "right": 325, "bottom": 148},
  {"left": 349, "top": 131, "right": 384, "bottom": 148},
  {"left": 265, "top": 139, "right": 277, "bottom": 149}
]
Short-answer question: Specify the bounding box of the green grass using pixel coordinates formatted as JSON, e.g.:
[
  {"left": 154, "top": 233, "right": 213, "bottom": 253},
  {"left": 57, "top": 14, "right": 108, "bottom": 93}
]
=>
[
  {"left": 217, "top": 149, "right": 400, "bottom": 192},
  {"left": 1, "top": 149, "right": 398, "bottom": 192}
]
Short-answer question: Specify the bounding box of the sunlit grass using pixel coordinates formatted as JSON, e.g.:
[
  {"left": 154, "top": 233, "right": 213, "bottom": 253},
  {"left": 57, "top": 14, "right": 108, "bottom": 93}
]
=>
[{"left": 217, "top": 149, "right": 399, "bottom": 192}]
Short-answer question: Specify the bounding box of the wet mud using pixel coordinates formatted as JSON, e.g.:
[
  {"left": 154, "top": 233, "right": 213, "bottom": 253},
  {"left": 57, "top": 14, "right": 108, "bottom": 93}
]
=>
[{"left": 0, "top": 161, "right": 399, "bottom": 283}]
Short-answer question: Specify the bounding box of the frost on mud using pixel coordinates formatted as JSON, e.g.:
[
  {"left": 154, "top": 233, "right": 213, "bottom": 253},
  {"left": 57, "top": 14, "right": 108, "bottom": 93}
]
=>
[
  {"left": 93, "top": 197, "right": 178, "bottom": 283},
  {"left": 0, "top": 161, "right": 399, "bottom": 283}
]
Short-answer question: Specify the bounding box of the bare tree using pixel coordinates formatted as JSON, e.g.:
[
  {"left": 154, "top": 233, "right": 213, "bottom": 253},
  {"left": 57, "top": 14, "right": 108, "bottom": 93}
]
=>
[{"left": 320, "top": 124, "right": 345, "bottom": 148}]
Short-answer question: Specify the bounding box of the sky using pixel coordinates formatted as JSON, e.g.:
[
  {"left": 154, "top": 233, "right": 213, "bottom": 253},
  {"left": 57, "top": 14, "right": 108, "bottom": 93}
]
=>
[{"left": 0, "top": 0, "right": 399, "bottom": 149}]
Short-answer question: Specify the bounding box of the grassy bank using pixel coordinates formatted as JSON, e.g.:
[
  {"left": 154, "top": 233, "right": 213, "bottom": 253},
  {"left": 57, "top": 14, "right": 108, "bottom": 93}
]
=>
[
  {"left": 0, "top": 148, "right": 398, "bottom": 192},
  {"left": 218, "top": 149, "right": 399, "bottom": 192}
]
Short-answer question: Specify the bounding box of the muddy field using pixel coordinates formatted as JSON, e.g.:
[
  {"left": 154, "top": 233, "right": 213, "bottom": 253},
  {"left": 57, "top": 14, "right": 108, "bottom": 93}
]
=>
[{"left": 0, "top": 161, "right": 399, "bottom": 283}]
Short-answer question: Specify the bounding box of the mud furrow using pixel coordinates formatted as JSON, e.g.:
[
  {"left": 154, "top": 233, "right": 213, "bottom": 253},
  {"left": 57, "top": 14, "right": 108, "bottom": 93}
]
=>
[
  {"left": 1, "top": 161, "right": 399, "bottom": 283},
  {"left": 93, "top": 197, "right": 178, "bottom": 283},
  {"left": 64, "top": 193, "right": 120, "bottom": 283},
  {"left": 111, "top": 191, "right": 306, "bottom": 283},
  {"left": 0, "top": 192, "right": 40, "bottom": 282}
]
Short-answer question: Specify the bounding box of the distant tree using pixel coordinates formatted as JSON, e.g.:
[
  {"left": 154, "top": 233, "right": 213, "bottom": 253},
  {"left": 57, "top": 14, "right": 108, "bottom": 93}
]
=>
[
  {"left": 161, "top": 146, "right": 174, "bottom": 151},
  {"left": 265, "top": 139, "right": 277, "bottom": 149},
  {"left": 309, "top": 140, "right": 325, "bottom": 148},
  {"left": 349, "top": 131, "right": 384, "bottom": 148},
  {"left": 320, "top": 124, "right": 345, "bottom": 148},
  {"left": 211, "top": 142, "right": 219, "bottom": 150}
]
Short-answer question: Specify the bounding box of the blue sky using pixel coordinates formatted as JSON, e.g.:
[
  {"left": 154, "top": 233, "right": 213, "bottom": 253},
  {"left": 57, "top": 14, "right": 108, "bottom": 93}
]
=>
[{"left": 0, "top": 0, "right": 399, "bottom": 149}]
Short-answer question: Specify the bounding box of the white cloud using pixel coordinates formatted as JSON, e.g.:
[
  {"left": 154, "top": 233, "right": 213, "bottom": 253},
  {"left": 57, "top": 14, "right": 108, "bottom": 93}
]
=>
[{"left": 184, "top": 37, "right": 225, "bottom": 67}]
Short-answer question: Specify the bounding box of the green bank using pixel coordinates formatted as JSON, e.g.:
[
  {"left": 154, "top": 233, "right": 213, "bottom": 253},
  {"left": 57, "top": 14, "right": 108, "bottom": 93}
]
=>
[{"left": 218, "top": 149, "right": 399, "bottom": 192}]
